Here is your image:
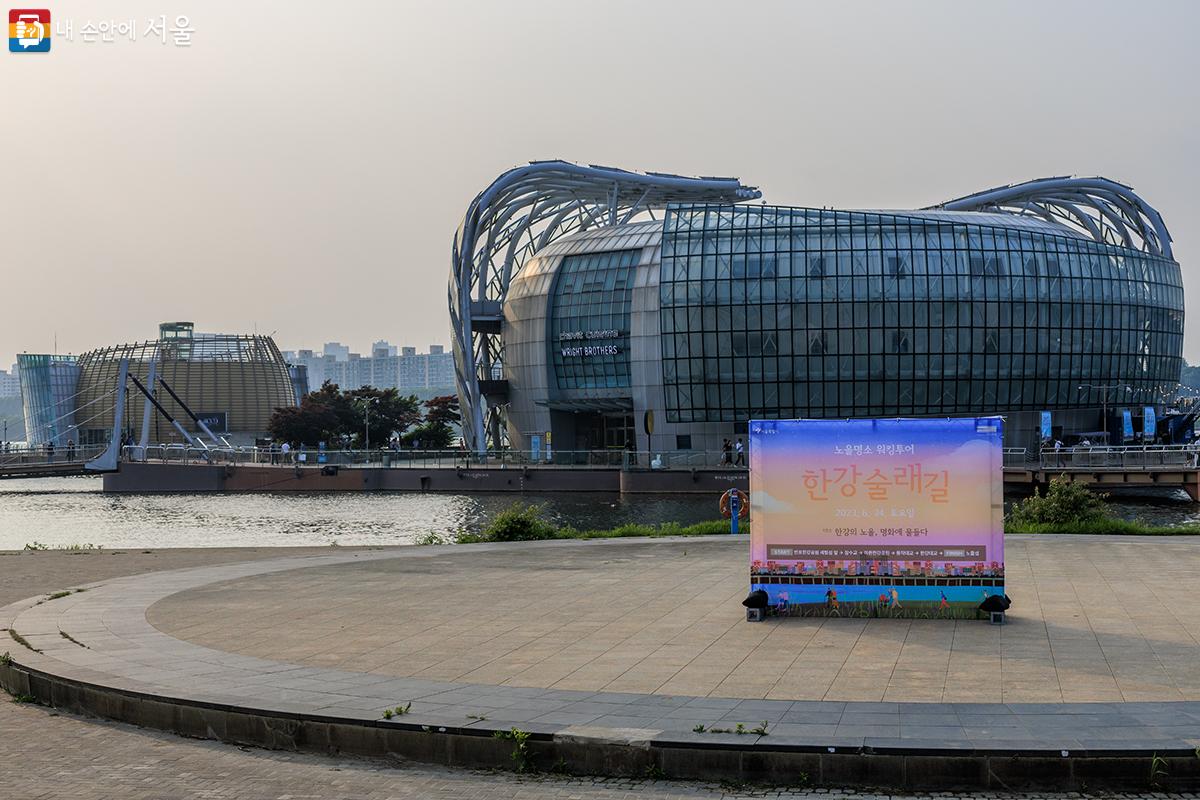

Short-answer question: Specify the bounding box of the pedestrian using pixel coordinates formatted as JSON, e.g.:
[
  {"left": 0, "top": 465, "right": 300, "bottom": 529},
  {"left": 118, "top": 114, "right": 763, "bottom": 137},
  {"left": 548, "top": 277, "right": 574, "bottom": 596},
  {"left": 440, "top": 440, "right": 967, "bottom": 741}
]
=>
[
  {"left": 67, "top": 438, "right": 76, "bottom": 461},
  {"left": 46, "top": 440, "right": 55, "bottom": 464},
  {"left": 734, "top": 437, "right": 746, "bottom": 467},
  {"left": 280, "top": 441, "right": 291, "bottom": 464},
  {"left": 721, "top": 438, "right": 732, "bottom": 465}
]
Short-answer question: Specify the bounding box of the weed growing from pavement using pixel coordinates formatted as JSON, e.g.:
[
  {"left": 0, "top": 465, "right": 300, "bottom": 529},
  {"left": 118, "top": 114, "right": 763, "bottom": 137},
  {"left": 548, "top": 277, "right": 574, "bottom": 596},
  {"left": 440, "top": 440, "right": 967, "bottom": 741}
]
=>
[
  {"left": 8, "top": 628, "right": 41, "bottom": 653},
  {"left": 382, "top": 702, "right": 411, "bottom": 719},
  {"left": 58, "top": 630, "right": 87, "bottom": 649},
  {"left": 1150, "top": 752, "right": 1169, "bottom": 788},
  {"left": 693, "top": 721, "right": 768, "bottom": 736},
  {"left": 493, "top": 727, "right": 532, "bottom": 772},
  {"left": 0, "top": 651, "right": 11, "bottom": 666}
]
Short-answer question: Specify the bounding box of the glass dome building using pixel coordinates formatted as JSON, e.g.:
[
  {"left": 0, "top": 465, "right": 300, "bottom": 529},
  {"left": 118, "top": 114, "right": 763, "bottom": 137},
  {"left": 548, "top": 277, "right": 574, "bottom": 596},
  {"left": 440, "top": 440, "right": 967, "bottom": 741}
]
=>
[{"left": 451, "top": 164, "right": 1183, "bottom": 456}]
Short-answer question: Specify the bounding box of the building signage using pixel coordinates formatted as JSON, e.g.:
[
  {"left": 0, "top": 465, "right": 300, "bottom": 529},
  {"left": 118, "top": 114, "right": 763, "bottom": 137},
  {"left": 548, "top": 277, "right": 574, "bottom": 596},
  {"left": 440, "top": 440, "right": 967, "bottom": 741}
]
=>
[
  {"left": 194, "top": 411, "right": 228, "bottom": 434},
  {"left": 559, "top": 329, "right": 622, "bottom": 358},
  {"left": 749, "top": 417, "right": 1004, "bottom": 618},
  {"left": 1040, "top": 411, "right": 1052, "bottom": 441}
]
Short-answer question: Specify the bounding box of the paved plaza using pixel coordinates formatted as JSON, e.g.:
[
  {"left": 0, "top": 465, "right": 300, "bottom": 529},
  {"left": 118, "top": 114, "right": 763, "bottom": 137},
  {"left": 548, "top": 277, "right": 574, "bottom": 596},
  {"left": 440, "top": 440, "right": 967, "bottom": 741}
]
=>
[
  {"left": 4, "top": 536, "right": 1200, "bottom": 796},
  {"left": 149, "top": 535, "right": 1200, "bottom": 703}
]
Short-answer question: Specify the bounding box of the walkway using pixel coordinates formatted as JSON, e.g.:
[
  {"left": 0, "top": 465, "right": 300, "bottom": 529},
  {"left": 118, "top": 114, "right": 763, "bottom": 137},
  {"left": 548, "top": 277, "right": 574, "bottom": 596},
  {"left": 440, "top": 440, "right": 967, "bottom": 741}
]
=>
[{"left": 4, "top": 540, "right": 1200, "bottom": 793}]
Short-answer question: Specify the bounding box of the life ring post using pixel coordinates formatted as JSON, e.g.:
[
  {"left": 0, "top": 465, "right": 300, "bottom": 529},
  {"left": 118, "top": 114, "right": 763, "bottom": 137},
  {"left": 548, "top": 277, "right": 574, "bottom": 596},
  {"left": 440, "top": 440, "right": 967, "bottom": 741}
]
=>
[{"left": 720, "top": 488, "right": 749, "bottom": 534}]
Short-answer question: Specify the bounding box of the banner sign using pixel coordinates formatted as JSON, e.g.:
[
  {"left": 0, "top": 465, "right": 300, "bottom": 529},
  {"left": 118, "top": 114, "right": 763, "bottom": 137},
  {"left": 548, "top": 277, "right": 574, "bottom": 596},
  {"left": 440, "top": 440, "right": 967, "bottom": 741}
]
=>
[
  {"left": 1040, "top": 411, "right": 1052, "bottom": 441},
  {"left": 1143, "top": 406, "right": 1156, "bottom": 439},
  {"left": 749, "top": 417, "right": 1005, "bottom": 618},
  {"left": 1122, "top": 409, "right": 1134, "bottom": 440},
  {"left": 194, "top": 411, "right": 227, "bottom": 434}
]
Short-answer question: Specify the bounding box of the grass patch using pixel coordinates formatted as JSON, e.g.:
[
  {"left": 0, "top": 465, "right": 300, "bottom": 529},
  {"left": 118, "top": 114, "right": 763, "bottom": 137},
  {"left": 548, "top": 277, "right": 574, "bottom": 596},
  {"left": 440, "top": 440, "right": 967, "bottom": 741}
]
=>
[
  {"left": 1006, "top": 518, "right": 1200, "bottom": 535},
  {"left": 8, "top": 628, "right": 41, "bottom": 653},
  {"left": 22, "top": 542, "right": 103, "bottom": 552},
  {"left": 59, "top": 630, "right": 88, "bottom": 649},
  {"left": 1004, "top": 476, "right": 1200, "bottom": 536},
  {"left": 382, "top": 701, "right": 411, "bottom": 719},
  {"left": 417, "top": 504, "right": 741, "bottom": 546}
]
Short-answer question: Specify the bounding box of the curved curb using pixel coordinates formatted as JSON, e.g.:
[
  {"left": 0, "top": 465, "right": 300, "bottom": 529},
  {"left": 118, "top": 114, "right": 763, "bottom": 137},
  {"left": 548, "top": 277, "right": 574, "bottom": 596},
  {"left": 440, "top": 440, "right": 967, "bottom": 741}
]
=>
[{"left": 3, "top": 536, "right": 1200, "bottom": 791}]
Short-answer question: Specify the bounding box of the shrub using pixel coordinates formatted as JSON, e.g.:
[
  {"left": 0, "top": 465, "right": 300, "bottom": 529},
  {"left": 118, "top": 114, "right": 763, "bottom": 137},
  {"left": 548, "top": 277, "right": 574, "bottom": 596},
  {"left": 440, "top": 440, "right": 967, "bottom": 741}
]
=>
[
  {"left": 479, "top": 504, "right": 560, "bottom": 542},
  {"left": 1008, "top": 476, "right": 1111, "bottom": 528}
]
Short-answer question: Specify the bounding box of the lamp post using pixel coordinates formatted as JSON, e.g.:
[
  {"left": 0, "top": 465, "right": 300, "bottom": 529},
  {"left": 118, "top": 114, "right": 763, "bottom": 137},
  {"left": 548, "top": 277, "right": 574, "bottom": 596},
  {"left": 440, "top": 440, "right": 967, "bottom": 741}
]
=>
[
  {"left": 357, "top": 397, "right": 379, "bottom": 455},
  {"left": 1078, "top": 383, "right": 1132, "bottom": 441}
]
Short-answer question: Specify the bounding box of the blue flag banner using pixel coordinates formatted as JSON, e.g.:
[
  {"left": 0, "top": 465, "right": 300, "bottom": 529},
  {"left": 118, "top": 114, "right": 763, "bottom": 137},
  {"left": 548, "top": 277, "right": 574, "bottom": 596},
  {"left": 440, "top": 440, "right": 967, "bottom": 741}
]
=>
[{"left": 1122, "top": 409, "right": 1134, "bottom": 440}]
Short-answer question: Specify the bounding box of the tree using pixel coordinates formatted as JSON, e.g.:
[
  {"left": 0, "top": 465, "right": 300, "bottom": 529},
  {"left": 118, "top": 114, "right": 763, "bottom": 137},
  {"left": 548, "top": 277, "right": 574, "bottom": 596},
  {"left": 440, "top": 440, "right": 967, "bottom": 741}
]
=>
[
  {"left": 267, "top": 382, "right": 422, "bottom": 447},
  {"left": 344, "top": 387, "right": 422, "bottom": 447},
  {"left": 423, "top": 394, "right": 461, "bottom": 426},
  {"left": 399, "top": 394, "right": 460, "bottom": 449}
]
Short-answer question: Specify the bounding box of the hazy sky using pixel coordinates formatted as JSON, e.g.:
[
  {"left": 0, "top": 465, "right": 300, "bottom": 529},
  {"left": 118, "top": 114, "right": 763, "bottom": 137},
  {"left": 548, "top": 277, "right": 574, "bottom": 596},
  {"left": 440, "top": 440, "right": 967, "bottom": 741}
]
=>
[{"left": 4, "top": 0, "right": 1199, "bottom": 368}]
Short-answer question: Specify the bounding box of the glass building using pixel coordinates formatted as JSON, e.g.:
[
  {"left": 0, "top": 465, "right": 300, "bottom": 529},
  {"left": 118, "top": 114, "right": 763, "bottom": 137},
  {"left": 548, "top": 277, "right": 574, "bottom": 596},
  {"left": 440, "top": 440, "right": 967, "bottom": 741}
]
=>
[
  {"left": 658, "top": 204, "right": 1182, "bottom": 423},
  {"left": 17, "top": 353, "right": 80, "bottom": 447},
  {"left": 451, "top": 163, "right": 1183, "bottom": 455},
  {"left": 70, "top": 324, "right": 296, "bottom": 445}
]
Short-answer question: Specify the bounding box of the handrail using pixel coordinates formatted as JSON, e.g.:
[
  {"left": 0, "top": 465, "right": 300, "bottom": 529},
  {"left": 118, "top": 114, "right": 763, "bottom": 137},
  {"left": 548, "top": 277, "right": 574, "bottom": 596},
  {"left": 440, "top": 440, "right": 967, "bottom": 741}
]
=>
[{"left": 112, "top": 443, "right": 1200, "bottom": 472}]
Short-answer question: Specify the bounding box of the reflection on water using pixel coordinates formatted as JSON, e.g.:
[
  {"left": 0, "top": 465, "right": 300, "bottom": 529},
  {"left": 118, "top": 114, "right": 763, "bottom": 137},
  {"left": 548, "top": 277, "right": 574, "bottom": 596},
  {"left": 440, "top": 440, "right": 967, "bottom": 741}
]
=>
[
  {"left": 0, "top": 477, "right": 721, "bottom": 550},
  {"left": 0, "top": 477, "right": 1196, "bottom": 550}
]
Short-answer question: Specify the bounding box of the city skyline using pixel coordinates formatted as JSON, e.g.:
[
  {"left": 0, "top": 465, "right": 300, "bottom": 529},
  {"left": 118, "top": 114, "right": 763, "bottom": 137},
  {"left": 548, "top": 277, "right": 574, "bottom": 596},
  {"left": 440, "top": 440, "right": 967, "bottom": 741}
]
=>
[{"left": 2, "top": 1, "right": 1198, "bottom": 370}]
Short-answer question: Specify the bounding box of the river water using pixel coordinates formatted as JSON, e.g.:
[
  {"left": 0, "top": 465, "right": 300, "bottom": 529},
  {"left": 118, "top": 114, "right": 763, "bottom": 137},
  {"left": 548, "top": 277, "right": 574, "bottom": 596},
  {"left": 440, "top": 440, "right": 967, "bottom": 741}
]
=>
[{"left": 0, "top": 477, "right": 1197, "bottom": 550}]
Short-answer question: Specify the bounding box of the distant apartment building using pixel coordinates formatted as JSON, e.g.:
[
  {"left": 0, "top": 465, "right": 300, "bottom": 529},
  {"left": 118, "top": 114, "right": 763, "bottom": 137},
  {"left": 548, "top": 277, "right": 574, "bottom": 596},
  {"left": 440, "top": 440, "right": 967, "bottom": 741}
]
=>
[
  {"left": 282, "top": 342, "right": 455, "bottom": 394},
  {"left": 0, "top": 364, "right": 20, "bottom": 398}
]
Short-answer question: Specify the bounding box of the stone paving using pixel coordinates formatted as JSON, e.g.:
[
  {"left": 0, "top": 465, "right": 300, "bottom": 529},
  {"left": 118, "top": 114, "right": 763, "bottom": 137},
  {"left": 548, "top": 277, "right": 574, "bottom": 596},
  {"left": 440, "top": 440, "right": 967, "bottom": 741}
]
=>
[
  {"left": 3, "top": 539, "right": 1200, "bottom": 798},
  {"left": 4, "top": 701, "right": 1195, "bottom": 800},
  {"left": 3, "top": 536, "right": 1200, "bottom": 754},
  {"left": 148, "top": 535, "right": 1200, "bottom": 703}
]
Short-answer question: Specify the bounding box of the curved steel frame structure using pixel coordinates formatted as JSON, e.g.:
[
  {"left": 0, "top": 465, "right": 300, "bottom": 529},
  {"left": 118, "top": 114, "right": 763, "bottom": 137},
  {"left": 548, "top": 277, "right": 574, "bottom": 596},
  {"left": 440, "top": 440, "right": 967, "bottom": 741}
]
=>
[
  {"left": 450, "top": 168, "right": 1175, "bottom": 454},
  {"left": 933, "top": 176, "right": 1173, "bottom": 260},
  {"left": 450, "top": 161, "right": 760, "bottom": 453}
]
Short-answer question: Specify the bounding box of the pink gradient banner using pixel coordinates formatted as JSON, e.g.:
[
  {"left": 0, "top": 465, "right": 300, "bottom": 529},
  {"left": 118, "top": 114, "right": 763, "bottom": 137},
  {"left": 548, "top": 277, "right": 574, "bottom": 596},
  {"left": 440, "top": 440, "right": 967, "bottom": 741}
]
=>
[{"left": 749, "top": 418, "right": 1004, "bottom": 597}]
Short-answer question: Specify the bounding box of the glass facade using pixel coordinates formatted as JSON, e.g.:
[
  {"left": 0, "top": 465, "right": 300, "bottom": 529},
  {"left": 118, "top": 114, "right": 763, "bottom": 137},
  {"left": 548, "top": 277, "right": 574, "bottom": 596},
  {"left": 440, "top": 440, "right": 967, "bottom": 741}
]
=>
[
  {"left": 549, "top": 249, "right": 639, "bottom": 390},
  {"left": 659, "top": 204, "right": 1184, "bottom": 423},
  {"left": 17, "top": 354, "right": 80, "bottom": 447},
  {"left": 74, "top": 333, "right": 295, "bottom": 444}
]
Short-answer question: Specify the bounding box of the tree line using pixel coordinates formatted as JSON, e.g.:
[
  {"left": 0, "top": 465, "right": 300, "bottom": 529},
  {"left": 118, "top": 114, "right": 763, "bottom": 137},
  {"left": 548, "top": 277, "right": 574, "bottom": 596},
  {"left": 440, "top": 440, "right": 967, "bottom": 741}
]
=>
[{"left": 268, "top": 382, "right": 460, "bottom": 449}]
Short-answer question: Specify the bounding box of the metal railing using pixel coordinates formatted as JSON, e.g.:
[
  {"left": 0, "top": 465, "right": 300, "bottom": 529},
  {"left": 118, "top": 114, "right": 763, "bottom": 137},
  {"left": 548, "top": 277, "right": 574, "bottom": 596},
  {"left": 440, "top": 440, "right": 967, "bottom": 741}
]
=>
[
  {"left": 1039, "top": 444, "right": 1200, "bottom": 470},
  {"left": 121, "top": 446, "right": 747, "bottom": 470},
  {"left": 98, "top": 443, "right": 1200, "bottom": 473},
  {"left": 0, "top": 443, "right": 110, "bottom": 469}
]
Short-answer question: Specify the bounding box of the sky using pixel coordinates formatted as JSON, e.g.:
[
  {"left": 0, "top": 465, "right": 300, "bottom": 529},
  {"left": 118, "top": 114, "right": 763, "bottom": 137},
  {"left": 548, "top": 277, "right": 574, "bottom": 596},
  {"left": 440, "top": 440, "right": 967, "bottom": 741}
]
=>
[{"left": 4, "top": 0, "right": 1199, "bottom": 369}]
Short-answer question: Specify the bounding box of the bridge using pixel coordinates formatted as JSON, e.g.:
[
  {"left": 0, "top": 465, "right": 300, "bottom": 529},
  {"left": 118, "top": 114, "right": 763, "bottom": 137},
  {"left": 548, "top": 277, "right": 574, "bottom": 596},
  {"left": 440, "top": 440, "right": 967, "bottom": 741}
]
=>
[
  {"left": 91, "top": 442, "right": 1200, "bottom": 500},
  {"left": 5, "top": 354, "right": 1197, "bottom": 497},
  {"left": 0, "top": 444, "right": 111, "bottom": 479}
]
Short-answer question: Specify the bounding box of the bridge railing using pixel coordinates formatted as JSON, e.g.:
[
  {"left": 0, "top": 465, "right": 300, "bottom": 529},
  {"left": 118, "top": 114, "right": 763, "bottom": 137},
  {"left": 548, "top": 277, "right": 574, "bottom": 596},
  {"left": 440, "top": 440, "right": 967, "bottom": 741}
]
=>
[
  {"left": 0, "top": 443, "right": 109, "bottom": 468},
  {"left": 123, "top": 445, "right": 741, "bottom": 470},
  {"left": 117, "top": 443, "right": 1200, "bottom": 473},
  {"left": 1039, "top": 444, "right": 1200, "bottom": 470}
]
